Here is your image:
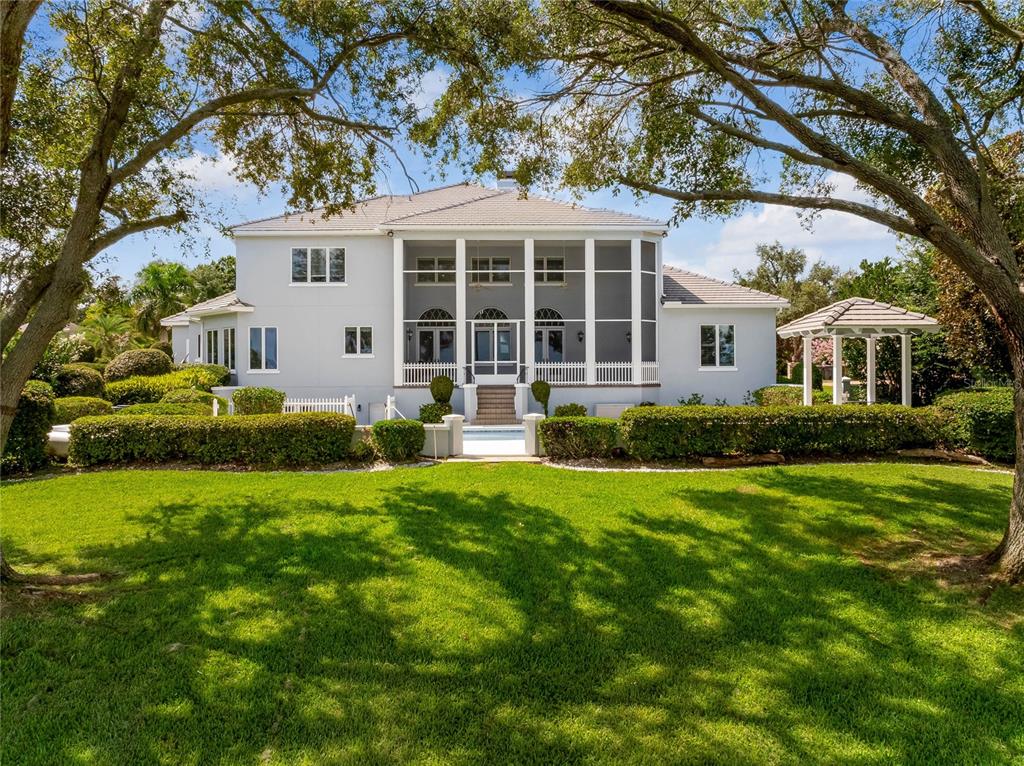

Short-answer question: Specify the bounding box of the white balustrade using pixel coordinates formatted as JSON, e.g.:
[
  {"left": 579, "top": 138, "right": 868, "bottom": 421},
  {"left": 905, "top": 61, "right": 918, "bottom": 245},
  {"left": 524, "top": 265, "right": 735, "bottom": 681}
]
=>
[
  {"left": 640, "top": 361, "right": 660, "bottom": 385},
  {"left": 283, "top": 397, "right": 356, "bottom": 416},
  {"left": 533, "top": 361, "right": 586, "bottom": 385},
  {"left": 403, "top": 362, "right": 458, "bottom": 385},
  {"left": 595, "top": 361, "right": 633, "bottom": 385}
]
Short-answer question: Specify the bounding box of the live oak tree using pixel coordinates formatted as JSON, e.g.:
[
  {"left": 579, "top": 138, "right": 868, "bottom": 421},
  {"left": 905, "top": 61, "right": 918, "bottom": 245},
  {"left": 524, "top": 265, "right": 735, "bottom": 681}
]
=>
[
  {"left": 0, "top": 0, "right": 526, "bottom": 580},
  {"left": 429, "top": 0, "right": 1024, "bottom": 578}
]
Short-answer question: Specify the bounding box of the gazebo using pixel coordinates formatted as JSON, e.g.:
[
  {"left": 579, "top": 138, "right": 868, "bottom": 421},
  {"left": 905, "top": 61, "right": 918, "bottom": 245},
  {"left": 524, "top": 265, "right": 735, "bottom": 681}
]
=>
[{"left": 777, "top": 298, "right": 940, "bottom": 406}]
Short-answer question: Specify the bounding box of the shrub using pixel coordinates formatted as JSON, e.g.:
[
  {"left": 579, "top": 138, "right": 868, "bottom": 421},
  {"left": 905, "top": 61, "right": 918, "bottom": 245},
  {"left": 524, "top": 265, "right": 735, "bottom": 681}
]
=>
[
  {"left": 116, "top": 402, "right": 212, "bottom": 417},
  {"left": 539, "top": 417, "right": 618, "bottom": 459},
  {"left": 104, "top": 348, "right": 173, "bottom": 381},
  {"left": 349, "top": 439, "right": 377, "bottom": 463},
  {"left": 54, "top": 396, "right": 113, "bottom": 424},
  {"left": 161, "top": 388, "right": 229, "bottom": 412},
  {"left": 934, "top": 387, "right": 1014, "bottom": 462},
  {"left": 752, "top": 385, "right": 831, "bottom": 407},
  {"left": 51, "top": 363, "right": 106, "bottom": 398},
  {"left": 553, "top": 403, "right": 588, "bottom": 417},
  {"left": 790, "top": 362, "right": 824, "bottom": 390},
  {"left": 105, "top": 367, "right": 223, "bottom": 405},
  {"left": 186, "top": 363, "right": 230, "bottom": 385},
  {"left": 419, "top": 402, "right": 453, "bottom": 423},
  {"left": 679, "top": 393, "right": 705, "bottom": 405},
  {"left": 233, "top": 386, "right": 285, "bottom": 415},
  {"left": 531, "top": 380, "right": 551, "bottom": 416},
  {"left": 619, "top": 405, "right": 941, "bottom": 461},
  {"left": 2, "top": 381, "right": 55, "bottom": 473},
  {"left": 72, "top": 361, "right": 107, "bottom": 373},
  {"left": 372, "top": 420, "right": 425, "bottom": 461},
  {"left": 70, "top": 412, "right": 356, "bottom": 467},
  {"left": 150, "top": 340, "right": 173, "bottom": 359},
  {"left": 429, "top": 375, "right": 454, "bottom": 404}
]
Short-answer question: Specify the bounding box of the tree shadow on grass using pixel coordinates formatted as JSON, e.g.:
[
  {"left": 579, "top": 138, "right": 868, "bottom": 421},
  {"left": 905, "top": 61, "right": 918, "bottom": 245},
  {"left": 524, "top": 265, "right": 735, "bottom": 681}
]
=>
[{"left": 2, "top": 473, "right": 1022, "bottom": 765}]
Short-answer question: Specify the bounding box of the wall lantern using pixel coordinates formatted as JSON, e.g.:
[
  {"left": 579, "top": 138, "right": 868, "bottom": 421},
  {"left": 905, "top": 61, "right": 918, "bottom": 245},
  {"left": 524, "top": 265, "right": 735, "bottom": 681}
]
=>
[
  {"left": 406, "top": 327, "right": 413, "bottom": 341},
  {"left": 577, "top": 330, "right": 585, "bottom": 343},
  {"left": 626, "top": 330, "right": 632, "bottom": 343}
]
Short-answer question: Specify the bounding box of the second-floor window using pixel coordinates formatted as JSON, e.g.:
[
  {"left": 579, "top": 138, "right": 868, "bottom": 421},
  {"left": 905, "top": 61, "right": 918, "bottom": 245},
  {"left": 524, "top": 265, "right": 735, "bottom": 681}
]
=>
[
  {"left": 291, "top": 247, "right": 345, "bottom": 284},
  {"left": 249, "top": 326, "right": 278, "bottom": 371},
  {"left": 415, "top": 256, "right": 455, "bottom": 284},
  {"left": 534, "top": 256, "right": 564, "bottom": 283},
  {"left": 700, "top": 324, "right": 735, "bottom": 368},
  {"left": 471, "top": 256, "right": 510, "bottom": 284}
]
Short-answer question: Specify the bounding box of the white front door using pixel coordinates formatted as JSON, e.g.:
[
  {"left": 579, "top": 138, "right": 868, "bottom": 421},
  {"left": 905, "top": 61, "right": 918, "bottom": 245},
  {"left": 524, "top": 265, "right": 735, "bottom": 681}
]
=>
[{"left": 473, "top": 322, "right": 518, "bottom": 383}]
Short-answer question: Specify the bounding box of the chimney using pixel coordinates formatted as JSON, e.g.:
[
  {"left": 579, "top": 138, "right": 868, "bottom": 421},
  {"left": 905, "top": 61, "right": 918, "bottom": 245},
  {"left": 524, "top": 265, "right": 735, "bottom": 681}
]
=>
[{"left": 495, "top": 170, "right": 518, "bottom": 191}]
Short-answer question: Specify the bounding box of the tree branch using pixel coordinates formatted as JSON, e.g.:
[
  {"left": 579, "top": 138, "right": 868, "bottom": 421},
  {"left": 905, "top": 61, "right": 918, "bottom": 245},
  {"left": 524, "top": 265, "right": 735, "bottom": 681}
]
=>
[
  {"left": 87, "top": 210, "right": 188, "bottom": 255},
  {"left": 956, "top": 0, "right": 1024, "bottom": 42},
  {"left": 0, "top": 0, "right": 42, "bottom": 160},
  {"left": 0, "top": 261, "right": 55, "bottom": 351}
]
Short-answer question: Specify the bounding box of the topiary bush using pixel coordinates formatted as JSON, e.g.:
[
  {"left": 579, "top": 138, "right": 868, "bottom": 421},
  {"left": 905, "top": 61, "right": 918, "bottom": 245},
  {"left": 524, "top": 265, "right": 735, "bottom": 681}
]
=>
[
  {"left": 70, "top": 412, "right": 356, "bottom": 467},
  {"left": 54, "top": 396, "right": 113, "bottom": 424},
  {"left": 116, "top": 402, "right": 212, "bottom": 417},
  {"left": 539, "top": 417, "right": 618, "bottom": 459},
  {"left": 232, "top": 386, "right": 285, "bottom": 415},
  {"left": 789, "top": 362, "right": 824, "bottom": 390},
  {"left": 2, "top": 380, "right": 56, "bottom": 473},
  {"left": 618, "top": 405, "right": 942, "bottom": 461},
  {"left": 71, "top": 361, "right": 107, "bottom": 373},
  {"left": 161, "top": 388, "right": 229, "bottom": 412},
  {"left": 104, "top": 348, "right": 173, "bottom": 381},
  {"left": 150, "top": 340, "right": 173, "bottom": 359},
  {"left": 531, "top": 380, "right": 551, "bottom": 416},
  {"left": 51, "top": 363, "right": 106, "bottom": 398},
  {"left": 372, "top": 420, "right": 425, "bottom": 461},
  {"left": 752, "top": 385, "right": 831, "bottom": 407},
  {"left": 105, "top": 367, "right": 223, "bottom": 405},
  {"left": 934, "top": 387, "right": 1014, "bottom": 462},
  {"left": 553, "top": 403, "right": 588, "bottom": 417},
  {"left": 429, "top": 375, "right": 454, "bottom": 404},
  {"left": 419, "top": 402, "right": 453, "bottom": 423}
]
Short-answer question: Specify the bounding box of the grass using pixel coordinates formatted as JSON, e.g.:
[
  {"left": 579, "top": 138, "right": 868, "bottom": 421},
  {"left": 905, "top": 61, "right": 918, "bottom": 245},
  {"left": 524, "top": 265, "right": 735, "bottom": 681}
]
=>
[{"left": 1, "top": 462, "right": 1022, "bottom": 765}]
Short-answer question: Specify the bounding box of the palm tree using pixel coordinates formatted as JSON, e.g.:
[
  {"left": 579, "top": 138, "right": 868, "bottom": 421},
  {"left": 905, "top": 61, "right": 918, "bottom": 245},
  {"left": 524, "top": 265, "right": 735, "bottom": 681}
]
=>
[
  {"left": 131, "top": 261, "right": 194, "bottom": 338},
  {"left": 81, "top": 310, "right": 134, "bottom": 359}
]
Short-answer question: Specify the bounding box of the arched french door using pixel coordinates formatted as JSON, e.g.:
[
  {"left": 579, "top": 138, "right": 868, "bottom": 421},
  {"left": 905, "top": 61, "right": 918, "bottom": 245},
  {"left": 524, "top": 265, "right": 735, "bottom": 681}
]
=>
[
  {"left": 472, "top": 307, "right": 518, "bottom": 381},
  {"left": 417, "top": 308, "right": 455, "bottom": 364},
  {"left": 534, "top": 307, "right": 564, "bottom": 363}
]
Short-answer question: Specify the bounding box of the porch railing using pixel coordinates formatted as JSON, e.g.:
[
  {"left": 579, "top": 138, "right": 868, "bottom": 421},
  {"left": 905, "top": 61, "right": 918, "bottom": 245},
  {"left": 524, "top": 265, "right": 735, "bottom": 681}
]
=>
[
  {"left": 641, "top": 361, "right": 660, "bottom": 385},
  {"left": 403, "top": 361, "right": 458, "bottom": 385},
  {"left": 282, "top": 396, "right": 356, "bottom": 417},
  {"left": 596, "top": 361, "right": 633, "bottom": 385},
  {"left": 533, "top": 361, "right": 586, "bottom": 385}
]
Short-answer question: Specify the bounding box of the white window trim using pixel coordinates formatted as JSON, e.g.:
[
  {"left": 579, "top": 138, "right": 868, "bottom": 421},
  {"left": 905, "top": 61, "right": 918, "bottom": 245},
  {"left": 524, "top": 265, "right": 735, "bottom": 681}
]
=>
[
  {"left": 289, "top": 246, "right": 346, "bottom": 285},
  {"left": 534, "top": 255, "right": 567, "bottom": 285},
  {"left": 247, "top": 326, "right": 279, "bottom": 373},
  {"left": 469, "top": 256, "right": 512, "bottom": 285},
  {"left": 223, "top": 327, "right": 236, "bottom": 373},
  {"left": 413, "top": 256, "right": 456, "bottom": 285},
  {"left": 343, "top": 325, "right": 374, "bottom": 357},
  {"left": 698, "top": 323, "right": 737, "bottom": 370}
]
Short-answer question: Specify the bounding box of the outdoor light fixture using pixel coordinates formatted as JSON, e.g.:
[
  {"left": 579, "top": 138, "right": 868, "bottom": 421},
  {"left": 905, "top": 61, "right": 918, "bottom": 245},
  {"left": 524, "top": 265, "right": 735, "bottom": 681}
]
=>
[
  {"left": 406, "top": 327, "right": 413, "bottom": 341},
  {"left": 577, "top": 330, "right": 585, "bottom": 343},
  {"left": 626, "top": 330, "right": 632, "bottom": 343}
]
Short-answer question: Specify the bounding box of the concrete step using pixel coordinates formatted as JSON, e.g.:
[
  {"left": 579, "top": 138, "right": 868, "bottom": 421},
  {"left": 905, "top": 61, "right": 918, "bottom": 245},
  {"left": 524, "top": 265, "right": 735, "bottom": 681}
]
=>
[{"left": 473, "top": 416, "right": 520, "bottom": 425}]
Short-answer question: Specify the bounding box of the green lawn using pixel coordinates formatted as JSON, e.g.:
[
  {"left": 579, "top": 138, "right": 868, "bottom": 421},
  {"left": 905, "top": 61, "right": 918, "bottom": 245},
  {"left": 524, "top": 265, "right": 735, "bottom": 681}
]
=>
[{"left": 2, "top": 463, "right": 1022, "bottom": 765}]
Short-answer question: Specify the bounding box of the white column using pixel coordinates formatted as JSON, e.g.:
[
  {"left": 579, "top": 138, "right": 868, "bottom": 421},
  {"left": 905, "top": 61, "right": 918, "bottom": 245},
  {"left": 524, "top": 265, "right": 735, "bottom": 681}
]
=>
[
  {"left": 832, "top": 334, "right": 843, "bottom": 405},
  {"left": 802, "top": 336, "right": 813, "bottom": 406},
  {"left": 630, "top": 238, "right": 642, "bottom": 386},
  {"left": 866, "top": 336, "right": 877, "bottom": 405},
  {"left": 392, "top": 237, "right": 404, "bottom": 387},
  {"left": 585, "top": 238, "right": 596, "bottom": 385},
  {"left": 455, "top": 238, "right": 467, "bottom": 385},
  {"left": 901, "top": 333, "right": 912, "bottom": 406},
  {"left": 524, "top": 239, "right": 535, "bottom": 380}
]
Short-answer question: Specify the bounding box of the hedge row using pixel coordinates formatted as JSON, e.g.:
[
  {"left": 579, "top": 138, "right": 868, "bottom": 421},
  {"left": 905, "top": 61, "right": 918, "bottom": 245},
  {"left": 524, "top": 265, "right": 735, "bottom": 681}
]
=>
[
  {"left": 161, "top": 388, "right": 228, "bottom": 411},
  {"left": 753, "top": 385, "right": 832, "bottom": 407},
  {"left": 935, "top": 388, "right": 1014, "bottom": 462},
  {"left": 69, "top": 412, "right": 356, "bottom": 467},
  {"left": 232, "top": 386, "right": 285, "bottom": 415},
  {"left": 371, "top": 420, "right": 425, "bottom": 461},
  {"left": 115, "top": 402, "right": 212, "bottom": 417},
  {"left": 618, "top": 405, "right": 941, "bottom": 460},
  {"left": 539, "top": 417, "right": 617, "bottom": 459},
  {"left": 54, "top": 396, "right": 113, "bottom": 424},
  {"left": 105, "top": 367, "right": 223, "bottom": 404}
]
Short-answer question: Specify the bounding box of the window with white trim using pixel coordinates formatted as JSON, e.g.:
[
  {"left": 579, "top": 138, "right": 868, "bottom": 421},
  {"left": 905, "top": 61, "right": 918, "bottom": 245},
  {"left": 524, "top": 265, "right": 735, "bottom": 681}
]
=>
[
  {"left": 700, "top": 324, "right": 735, "bottom": 368},
  {"left": 344, "top": 326, "right": 373, "bottom": 356},
  {"left": 249, "top": 326, "right": 278, "bottom": 370},
  {"left": 534, "top": 255, "right": 565, "bottom": 283},
  {"left": 222, "top": 328, "right": 236, "bottom": 372},
  {"left": 205, "top": 330, "right": 219, "bottom": 364},
  {"left": 470, "top": 256, "right": 511, "bottom": 284},
  {"left": 291, "top": 247, "right": 345, "bottom": 283},
  {"left": 415, "top": 256, "right": 455, "bottom": 284}
]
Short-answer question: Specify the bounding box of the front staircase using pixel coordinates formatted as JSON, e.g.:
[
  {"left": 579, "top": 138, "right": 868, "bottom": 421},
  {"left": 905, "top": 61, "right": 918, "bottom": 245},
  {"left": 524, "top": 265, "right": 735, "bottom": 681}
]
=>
[{"left": 474, "top": 385, "right": 518, "bottom": 425}]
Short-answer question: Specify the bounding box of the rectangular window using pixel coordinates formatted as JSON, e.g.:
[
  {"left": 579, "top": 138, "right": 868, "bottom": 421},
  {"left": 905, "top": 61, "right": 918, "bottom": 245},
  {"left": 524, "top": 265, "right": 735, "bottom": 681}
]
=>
[
  {"left": 415, "top": 256, "right": 454, "bottom": 284},
  {"left": 291, "top": 247, "right": 345, "bottom": 283},
  {"left": 700, "top": 324, "right": 736, "bottom": 368},
  {"left": 470, "top": 256, "right": 511, "bottom": 284},
  {"left": 249, "top": 326, "right": 278, "bottom": 371},
  {"left": 206, "top": 330, "right": 219, "bottom": 364},
  {"left": 344, "top": 326, "right": 373, "bottom": 356},
  {"left": 223, "top": 328, "right": 236, "bottom": 371},
  {"left": 534, "top": 256, "right": 565, "bottom": 283}
]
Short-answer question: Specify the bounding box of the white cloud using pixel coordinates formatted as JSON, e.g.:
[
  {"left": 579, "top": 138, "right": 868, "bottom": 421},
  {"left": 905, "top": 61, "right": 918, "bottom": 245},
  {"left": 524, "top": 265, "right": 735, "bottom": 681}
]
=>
[
  {"left": 411, "top": 67, "right": 450, "bottom": 112},
  {"left": 172, "top": 151, "right": 247, "bottom": 193}
]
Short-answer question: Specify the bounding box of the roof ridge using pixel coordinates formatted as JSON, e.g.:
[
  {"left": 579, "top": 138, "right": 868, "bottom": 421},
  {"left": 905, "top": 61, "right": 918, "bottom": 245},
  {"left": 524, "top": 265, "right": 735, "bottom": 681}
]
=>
[{"left": 382, "top": 187, "right": 506, "bottom": 223}]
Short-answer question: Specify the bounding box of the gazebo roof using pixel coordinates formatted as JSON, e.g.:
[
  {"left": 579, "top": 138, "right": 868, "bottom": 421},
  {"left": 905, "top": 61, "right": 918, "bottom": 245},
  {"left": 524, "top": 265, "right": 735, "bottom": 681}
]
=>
[{"left": 777, "top": 297, "right": 940, "bottom": 338}]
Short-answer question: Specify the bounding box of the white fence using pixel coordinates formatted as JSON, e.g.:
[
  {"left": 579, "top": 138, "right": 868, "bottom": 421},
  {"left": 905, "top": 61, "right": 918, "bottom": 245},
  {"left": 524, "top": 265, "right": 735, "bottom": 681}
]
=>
[
  {"left": 640, "top": 361, "right": 659, "bottom": 385},
  {"left": 533, "top": 362, "right": 586, "bottom": 385},
  {"left": 282, "top": 395, "right": 356, "bottom": 417},
  {"left": 403, "top": 362, "right": 458, "bottom": 385},
  {"left": 596, "top": 362, "right": 633, "bottom": 385}
]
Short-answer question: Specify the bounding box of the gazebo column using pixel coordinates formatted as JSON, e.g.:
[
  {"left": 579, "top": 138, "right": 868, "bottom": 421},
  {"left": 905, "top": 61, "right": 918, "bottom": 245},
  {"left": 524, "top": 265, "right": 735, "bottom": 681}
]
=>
[
  {"left": 901, "top": 334, "right": 912, "bottom": 406},
  {"left": 832, "top": 334, "right": 843, "bottom": 405},
  {"left": 802, "top": 336, "right": 813, "bottom": 406},
  {"left": 866, "top": 336, "right": 877, "bottom": 405}
]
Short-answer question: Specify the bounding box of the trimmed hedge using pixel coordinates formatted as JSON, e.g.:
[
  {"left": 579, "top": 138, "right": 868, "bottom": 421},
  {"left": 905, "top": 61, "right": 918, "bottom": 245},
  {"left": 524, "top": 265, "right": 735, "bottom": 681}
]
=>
[
  {"left": 2, "top": 380, "right": 56, "bottom": 472},
  {"left": 233, "top": 386, "right": 285, "bottom": 415},
  {"left": 70, "top": 412, "right": 356, "bottom": 467},
  {"left": 934, "top": 387, "right": 1014, "bottom": 462},
  {"left": 161, "top": 388, "right": 229, "bottom": 411},
  {"left": 790, "top": 362, "right": 823, "bottom": 390},
  {"left": 105, "top": 367, "right": 223, "bottom": 405},
  {"left": 419, "top": 402, "right": 453, "bottom": 423},
  {"left": 51, "top": 363, "right": 106, "bottom": 398},
  {"left": 753, "top": 385, "right": 832, "bottom": 407},
  {"left": 531, "top": 380, "right": 551, "bottom": 416},
  {"left": 184, "top": 363, "right": 230, "bottom": 386},
  {"left": 104, "top": 348, "right": 172, "bottom": 381},
  {"left": 539, "top": 417, "right": 618, "bottom": 459},
  {"left": 430, "top": 375, "right": 454, "bottom": 404},
  {"left": 618, "top": 405, "right": 941, "bottom": 460},
  {"left": 553, "top": 403, "right": 588, "bottom": 417},
  {"left": 372, "top": 420, "right": 425, "bottom": 461},
  {"left": 54, "top": 396, "right": 113, "bottom": 424},
  {"left": 116, "top": 402, "right": 212, "bottom": 417}
]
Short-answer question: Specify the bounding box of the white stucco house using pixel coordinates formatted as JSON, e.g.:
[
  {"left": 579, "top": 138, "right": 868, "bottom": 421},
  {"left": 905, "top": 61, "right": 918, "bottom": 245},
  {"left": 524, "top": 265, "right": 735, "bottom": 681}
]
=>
[{"left": 162, "top": 181, "right": 788, "bottom": 423}]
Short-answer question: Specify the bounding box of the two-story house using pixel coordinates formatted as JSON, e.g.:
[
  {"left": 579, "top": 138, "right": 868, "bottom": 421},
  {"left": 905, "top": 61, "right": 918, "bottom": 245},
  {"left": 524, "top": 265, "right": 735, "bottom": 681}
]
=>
[{"left": 162, "top": 181, "right": 788, "bottom": 423}]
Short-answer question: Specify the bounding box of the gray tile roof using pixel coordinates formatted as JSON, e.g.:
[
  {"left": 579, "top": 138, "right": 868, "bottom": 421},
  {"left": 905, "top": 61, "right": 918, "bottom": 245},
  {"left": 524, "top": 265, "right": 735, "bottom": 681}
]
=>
[
  {"left": 159, "top": 291, "right": 252, "bottom": 326},
  {"left": 776, "top": 297, "right": 940, "bottom": 337},
  {"left": 232, "top": 183, "right": 665, "bottom": 232},
  {"left": 661, "top": 265, "right": 789, "bottom": 306}
]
